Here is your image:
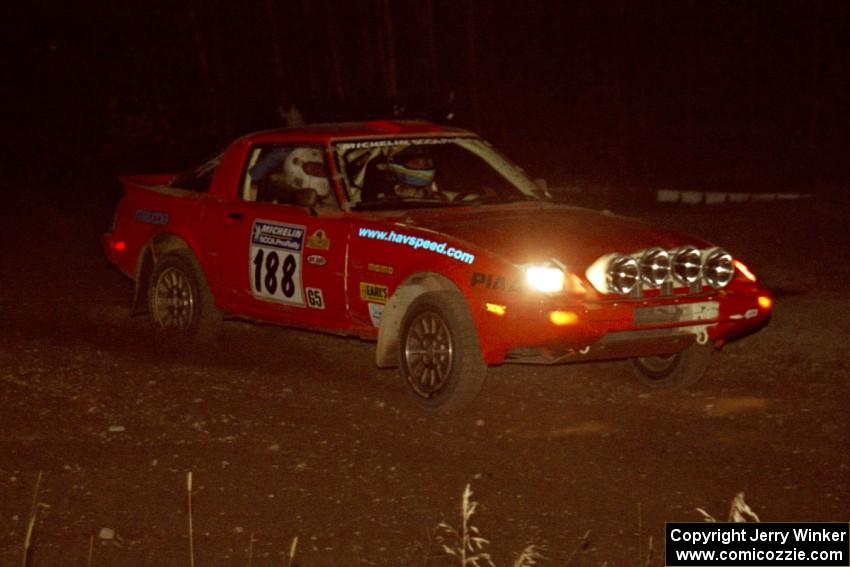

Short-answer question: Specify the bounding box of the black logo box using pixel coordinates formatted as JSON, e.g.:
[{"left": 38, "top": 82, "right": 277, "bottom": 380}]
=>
[{"left": 665, "top": 522, "right": 849, "bottom": 566}]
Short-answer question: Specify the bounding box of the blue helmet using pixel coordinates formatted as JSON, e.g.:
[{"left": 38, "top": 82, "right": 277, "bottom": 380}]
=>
[{"left": 389, "top": 148, "right": 435, "bottom": 187}]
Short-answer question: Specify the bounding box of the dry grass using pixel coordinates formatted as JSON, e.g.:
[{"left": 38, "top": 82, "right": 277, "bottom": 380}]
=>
[
  {"left": 184, "top": 471, "right": 298, "bottom": 567},
  {"left": 696, "top": 492, "right": 761, "bottom": 523},
  {"left": 20, "top": 471, "right": 43, "bottom": 567},
  {"left": 187, "top": 471, "right": 195, "bottom": 567},
  {"left": 284, "top": 536, "right": 299, "bottom": 567},
  {"left": 435, "top": 483, "right": 546, "bottom": 567},
  {"left": 13, "top": 471, "right": 759, "bottom": 566}
]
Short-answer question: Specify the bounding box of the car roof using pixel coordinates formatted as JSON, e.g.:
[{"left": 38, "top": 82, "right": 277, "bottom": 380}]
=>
[{"left": 238, "top": 120, "right": 475, "bottom": 145}]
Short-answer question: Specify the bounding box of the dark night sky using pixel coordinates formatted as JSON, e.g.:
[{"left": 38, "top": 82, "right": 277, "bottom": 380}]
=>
[{"left": 9, "top": 1, "right": 850, "bottom": 195}]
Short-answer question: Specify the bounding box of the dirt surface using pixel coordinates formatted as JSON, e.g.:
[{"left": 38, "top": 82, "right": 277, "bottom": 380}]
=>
[{"left": 1, "top": 189, "right": 848, "bottom": 566}]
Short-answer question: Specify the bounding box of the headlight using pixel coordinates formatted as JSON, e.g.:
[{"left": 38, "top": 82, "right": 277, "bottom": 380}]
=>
[
  {"left": 639, "top": 247, "right": 670, "bottom": 287},
  {"left": 607, "top": 254, "right": 639, "bottom": 295},
  {"left": 525, "top": 265, "right": 565, "bottom": 293},
  {"left": 703, "top": 247, "right": 734, "bottom": 288},
  {"left": 670, "top": 246, "right": 702, "bottom": 285}
]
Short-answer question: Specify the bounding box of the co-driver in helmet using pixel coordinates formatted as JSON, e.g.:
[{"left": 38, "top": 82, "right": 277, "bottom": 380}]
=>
[{"left": 283, "top": 146, "right": 337, "bottom": 212}]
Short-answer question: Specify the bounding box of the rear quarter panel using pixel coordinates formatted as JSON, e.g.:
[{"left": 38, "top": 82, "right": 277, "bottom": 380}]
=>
[{"left": 110, "top": 183, "right": 209, "bottom": 280}]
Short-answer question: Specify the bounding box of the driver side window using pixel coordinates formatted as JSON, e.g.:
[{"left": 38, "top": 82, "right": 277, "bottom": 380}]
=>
[{"left": 241, "top": 144, "right": 339, "bottom": 212}]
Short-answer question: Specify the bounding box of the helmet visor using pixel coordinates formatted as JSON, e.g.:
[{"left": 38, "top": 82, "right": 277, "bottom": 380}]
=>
[{"left": 388, "top": 163, "right": 435, "bottom": 187}]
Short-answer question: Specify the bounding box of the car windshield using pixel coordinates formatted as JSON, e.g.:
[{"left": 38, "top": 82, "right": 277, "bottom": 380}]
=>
[{"left": 332, "top": 136, "right": 546, "bottom": 210}]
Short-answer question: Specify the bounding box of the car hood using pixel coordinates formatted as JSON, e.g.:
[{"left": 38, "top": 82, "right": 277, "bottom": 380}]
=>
[{"left": 388, "top": 201, "right": 711, "bottom": 268}]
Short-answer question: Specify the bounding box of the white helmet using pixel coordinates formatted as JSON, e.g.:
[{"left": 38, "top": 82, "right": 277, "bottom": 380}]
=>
[{"left": 284, "top": 147, "right": 329, "bottom": 197}]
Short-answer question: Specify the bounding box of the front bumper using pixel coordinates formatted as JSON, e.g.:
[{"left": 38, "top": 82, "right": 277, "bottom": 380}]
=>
[{"left": 477, "top": 286, "right": 772, "bottom": 365}]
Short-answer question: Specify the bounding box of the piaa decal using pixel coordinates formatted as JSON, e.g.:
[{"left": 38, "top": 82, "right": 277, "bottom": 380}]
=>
[{"left": 471, "top": 272, "right": 522, "bottom": 292}]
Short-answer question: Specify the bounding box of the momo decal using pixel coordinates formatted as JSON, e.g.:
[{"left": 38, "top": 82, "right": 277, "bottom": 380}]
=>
[
  {"left": 368, "top": 303, "right": 384, "bottom": 328},
  {"left": 471, "top": 272, "right": 522, "bottom": 292},
  {"left": 249, "top": 220, "right": 305, "bottom": 306},
  {"left": 367, "top": 262, "right": 394, "bottom": 275},
  {"left": 306, "top": 229, "right": 331, "bottom": 250},
  {"left": 306, "top": 254, "right": 327, "bottom": 267},
  {"left": 359, "top": 282, "right": 389, "bottom": 304},
  {"left": 135, "top": 209, "right": 169, "bottom": 225},
  {"left": 306, "top": 288, "right": 325, "bottom": 309},
  {"left": 357, "top": 227, "right": 475, "bottom": 265}
]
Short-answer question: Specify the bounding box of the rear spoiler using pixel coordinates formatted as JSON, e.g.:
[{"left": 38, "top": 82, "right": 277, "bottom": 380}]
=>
[{"left": 118, "top": 174, "right": 177, "bottom": 190}]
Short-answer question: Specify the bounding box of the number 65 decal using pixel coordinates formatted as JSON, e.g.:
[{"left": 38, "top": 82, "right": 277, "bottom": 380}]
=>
[{"left": 306, "top": 288, "right": 325, "bottom": 309}]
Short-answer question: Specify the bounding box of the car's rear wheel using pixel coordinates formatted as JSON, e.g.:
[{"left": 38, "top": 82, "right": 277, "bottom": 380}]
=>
[
  {"left": 148, "top": 250, "right": 222, "bottom": 344},
  {"left": 629, "top": 344, "right": 713, "bottom": 389},
  {"left": 399, "top": 291, "right": 486, "bottom": 412}
]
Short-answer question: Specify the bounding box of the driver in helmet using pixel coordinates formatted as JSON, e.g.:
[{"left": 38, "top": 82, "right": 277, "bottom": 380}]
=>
[
  {"left": 283, "top": 146, "right": 337, "bottom": 211},
  {"left": 385, "top": 146, "right": 440, "bottom": 200}
]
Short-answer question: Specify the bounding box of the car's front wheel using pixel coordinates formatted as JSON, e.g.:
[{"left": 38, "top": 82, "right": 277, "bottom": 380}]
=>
[
  {"left": 629, "top": 344, "right": 713, "bottom": 389},
  {"left": 148, "top": 249, "right": 222, "bottom": 344},
  {"left": 399, "top": 291, "right": 487, "bottom": 412}
]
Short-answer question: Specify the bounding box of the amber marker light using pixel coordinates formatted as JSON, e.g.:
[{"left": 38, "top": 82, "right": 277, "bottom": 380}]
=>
[
  {"left": 549, "top": 310, "right": 578, "bottom": 326},
  {"left": 113, "top": 240, "right": 127, "bottom": 252},
  {"left": 758, "top": 296, "right": 772, "bottom": 310},
  {"left": 485, "top": 303, "right": 506, "bottom": 316},
  {"left": 734, "top": 259, "right": 757, "bottom": 282}
]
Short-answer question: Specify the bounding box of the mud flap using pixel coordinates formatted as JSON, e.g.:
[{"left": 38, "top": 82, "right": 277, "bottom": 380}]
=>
[{"left": 131, "top": 248, "right": 153, "bottom": 316}]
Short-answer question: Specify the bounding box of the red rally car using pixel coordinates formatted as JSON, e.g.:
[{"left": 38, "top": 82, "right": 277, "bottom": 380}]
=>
[{"left": 103, "top": 120, "right": 772, "bottom": 411}]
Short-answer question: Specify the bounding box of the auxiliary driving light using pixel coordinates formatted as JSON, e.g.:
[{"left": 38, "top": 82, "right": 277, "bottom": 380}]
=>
[
  {"left": 703, "top": 248, "right": 734, "bottom": 289},
  {"left": 607, "top": 254, "right": 639, "bottom": 295},
  {"left": 670, "top": 246, "right": 702, "bottom": 285},
  {"left": 638, "top": 247, "right": 670, "bottom": 287}
]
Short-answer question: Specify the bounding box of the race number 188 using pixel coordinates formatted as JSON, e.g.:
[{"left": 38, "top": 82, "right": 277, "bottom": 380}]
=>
[{"left": 251, "top": 248, "right": 304, "bottom": 305}]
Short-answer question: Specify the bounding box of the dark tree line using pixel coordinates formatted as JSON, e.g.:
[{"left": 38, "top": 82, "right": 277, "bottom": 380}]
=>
[{"left": 12, "top": 0, "right": 850, "bottom": 192}]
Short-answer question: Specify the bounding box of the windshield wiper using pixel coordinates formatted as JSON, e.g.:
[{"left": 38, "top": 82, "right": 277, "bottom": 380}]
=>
[
  {"left": 352, "top": 198, "right": 471, "bottom": 211},
  {"left": 470, "top": 194, "right": 540, "bottom": 205}
]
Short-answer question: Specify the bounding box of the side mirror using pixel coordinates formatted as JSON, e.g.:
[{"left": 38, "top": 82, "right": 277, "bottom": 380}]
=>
[{"left": 534, "top": 178, "right": 552, "bottom": 199}]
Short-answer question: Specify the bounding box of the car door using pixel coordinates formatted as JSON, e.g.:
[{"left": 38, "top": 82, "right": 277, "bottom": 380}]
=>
[{"left": 208, "top": 143, "right": 351, "bottom": 332}]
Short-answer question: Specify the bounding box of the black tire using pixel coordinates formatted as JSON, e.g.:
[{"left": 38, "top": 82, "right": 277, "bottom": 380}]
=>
[
  {"left": 629, "top": 344, "right": 713, "bottom": 389},
  {"left": 399, "top": 291, "right": 487, "bottom": 412},
  {"left": 148, "top": 249, "right": 222, "bottom": 344}
]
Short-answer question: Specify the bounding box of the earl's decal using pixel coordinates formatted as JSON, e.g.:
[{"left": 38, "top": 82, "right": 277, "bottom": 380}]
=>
[
  {"left": 307, "top": 229, "right": 331, "bottom": 250},
  {"left": 471, "top": 272, "right": 522, "bottom": 292},
  {"left": 359, "top": 282, "right": 389, "bottom": 304}
]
